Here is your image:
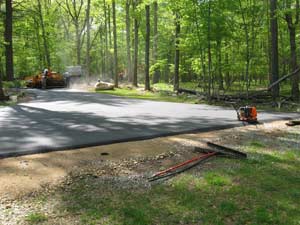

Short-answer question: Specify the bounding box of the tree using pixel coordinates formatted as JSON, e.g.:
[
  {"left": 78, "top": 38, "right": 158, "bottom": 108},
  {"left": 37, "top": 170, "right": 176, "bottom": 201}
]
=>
[
  {"left": 0, "top": 74, "right": 5, "bottom": 101},
  {"left": 133, "top": 0, "right": 139, "bottom": 87},
  {"left": 112, "top": 0, "right": 118, "bottom": 87},
  {"left": 152, "top": 1, "right": 160, "bottom": 84},
  {"left": 145, "top": 4, "right": 150, "bottom": 91},
  {"left": 86, "top": 0, "right": 91, "bottom": 79},
  {"left": 37, "top": 0, "right": 51, "bottom": 68},
  {"left": 173, "top": 12, "right": 180, "bottom": 91},
  {"left": 59, "top": 0, "right": 86, "bottom": 65},
  {"left": 207, "top": 0, "right": 212, "bottom": 96},
  {"left": 2, "top": 0, "right": 300, "bottom": 103},
  {"left": 4, "top": 0, "right": 13, "bottom": 80},
  {"left": 284, "top": 0, "right": 300, "bottom": 101},
  {"left": 103, "top": 0, "right": 108, "bottom": 76},
  {"left": 125, "top": 0, "right": 132, "bottom": 82},
  {"left": 270, "top": 0, "right": 279, "bottom": 100}
]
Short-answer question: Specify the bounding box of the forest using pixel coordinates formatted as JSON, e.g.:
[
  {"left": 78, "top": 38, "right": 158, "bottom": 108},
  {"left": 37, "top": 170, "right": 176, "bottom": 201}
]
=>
[
  {"left": 0, "top": 0, "right": 300, "bottom": 103},
  {"left": 1, "top": 1, "right": 300, "bottom": 224}
]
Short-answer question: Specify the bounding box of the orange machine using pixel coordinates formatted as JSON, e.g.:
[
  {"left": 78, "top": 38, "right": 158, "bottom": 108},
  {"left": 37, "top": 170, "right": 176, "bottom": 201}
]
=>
[
  {"left": 237, "top": 106, "right": 258, "bottom": 123},
  {"left": 25, "top": 69, "right": 67, "bottom": 89}
]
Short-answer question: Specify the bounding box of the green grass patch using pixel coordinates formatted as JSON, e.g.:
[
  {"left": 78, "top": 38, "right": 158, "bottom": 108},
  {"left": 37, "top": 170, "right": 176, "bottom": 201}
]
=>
[
  {"left": 3, "top": 80, "right": 26, "bottom": 89},
  {"left": 56, "top": 140, "right": 300, "bottom": 225},
  {"left": 249, "top": 141, "right": 266, "bottom": 149},
  {"left": 0, "top": 100, "right": 14, "bottom": 107},
  {"left": 95, "top": 87, "right": 199, "bottom": 104},
  {"left": 25, "top": 212, "right": 48, "bottom": 224},
  {"left": 204, "top": 172, "right": 232, "bottom": 186}
]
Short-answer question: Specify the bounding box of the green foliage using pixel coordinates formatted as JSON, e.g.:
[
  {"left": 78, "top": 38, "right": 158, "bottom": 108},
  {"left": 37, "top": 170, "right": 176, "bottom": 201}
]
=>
[
  {"left": 25, "top": 212, "right": 48, "bottom": 224},
  {"left": 0, "top": 0, "right": 298, "bottom": 96},
  {"left": 3, "top": 80, "right": 26, "bottom": 89}
]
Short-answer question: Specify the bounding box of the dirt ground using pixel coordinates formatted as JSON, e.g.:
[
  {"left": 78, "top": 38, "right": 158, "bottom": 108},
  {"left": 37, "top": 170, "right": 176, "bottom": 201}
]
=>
[{"left": 0, "top": 119, "right": 298, "bottom": 203}]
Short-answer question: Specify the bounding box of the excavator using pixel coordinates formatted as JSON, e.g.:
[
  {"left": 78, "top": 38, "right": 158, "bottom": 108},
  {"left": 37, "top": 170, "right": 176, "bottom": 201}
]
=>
[{"left": 25, "top": 69, "right": 67, "bottom": 89}]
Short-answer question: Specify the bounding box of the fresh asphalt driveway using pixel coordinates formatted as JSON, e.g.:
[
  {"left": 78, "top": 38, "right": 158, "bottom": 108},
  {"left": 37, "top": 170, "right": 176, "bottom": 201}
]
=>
[{"left": 0, "top": 89, "right": 298, "bottom": 158}]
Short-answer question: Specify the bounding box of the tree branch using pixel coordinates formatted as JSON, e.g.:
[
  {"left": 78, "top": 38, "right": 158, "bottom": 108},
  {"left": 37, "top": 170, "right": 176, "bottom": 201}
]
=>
[{"left": 268, "top": 67, "right": 300, "bottom": 91}]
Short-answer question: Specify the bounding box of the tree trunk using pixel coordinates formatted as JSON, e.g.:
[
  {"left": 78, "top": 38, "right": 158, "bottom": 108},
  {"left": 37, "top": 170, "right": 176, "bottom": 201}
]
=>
[
  {"left": 217, "top": 39, "right": 224, "bottom": 90},
  {"left": 108, "top": 5, "right": 113, "bottom": 79},
  {"left": 270, "top": 0, "right": 279, "bottom": 100},
  {"left": 285, "top": 0, "right": 300, "bottom": 101},
  {"left": 145, "top": 5, "right": 151, "bottom": 91},
  {"left": 152, "top": 1, "right": 160, "bottom": 84},
  {"left": 75, "top": 24, "right": 81, "bottom": 65},
  {"left": 108, "top": 5, "right": 112, "bottom": 48},
  {"left": 288, "top": 27, "right": 299, "bottom": 101},
  {"left": 0, "top": 74, "right": 6, "bottom": 101},
  {"left": 112, "top": 0, "right": 118, "bottom": 87},
  {"left": 133, "top": 0, "right": 139, "bottom": 87},
  {"left": 103, "top": 0, "right": 108, "bottom": 76},
  {"left": 33, "top": 18, "right": 44, "bottom": 68},
  {"left": 37, "top": 0, "right": 51, "bottom": 68},
  {"left": 4, "top": 0, "right": 13, "bottom": 81},
  {"left": 225, "top": 42, "right": 230, "bottom": 89},
  {"left": 100, "top": 31, "right": 105, "bottom": 75},
  {"left": 207, "top": 1, "right": 212, "bottom": 97},
  {"left": 86, "top": 0, "right": 91, "bottom": 79},
  {"left": 125, "top": 0, "right": 132, "bottom": 82},
  {"left": 173, "top": 13, "right": 180, "bottom": 92}
]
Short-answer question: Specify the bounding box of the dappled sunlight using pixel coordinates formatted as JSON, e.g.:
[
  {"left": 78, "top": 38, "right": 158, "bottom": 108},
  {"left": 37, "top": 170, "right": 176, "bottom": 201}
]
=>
[
  {"left": 165, "top": 136, "right": 203, "bottom": 146},
  {"left": 1, "top": 89, "right": 298, "bottom": 158}
]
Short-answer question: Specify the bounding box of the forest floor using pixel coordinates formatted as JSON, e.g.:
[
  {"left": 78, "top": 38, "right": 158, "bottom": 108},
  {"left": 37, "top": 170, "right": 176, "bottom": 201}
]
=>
[{"left": 0, "top": 120, "right": 299, "bottom": 225}]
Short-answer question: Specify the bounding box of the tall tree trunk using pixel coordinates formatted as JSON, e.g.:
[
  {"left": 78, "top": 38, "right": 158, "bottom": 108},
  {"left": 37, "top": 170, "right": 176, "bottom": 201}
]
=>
[
  {"left": 103, "top": 0, "right": 108, "bottom": 76},
  {"left": 133, "top": 0, "right": 139, "bottom": 87},
  {"left": 173, "top": 12, "right": 180, "bottom": 92},
  {"left": 200, "top": 46, "right": 206, "bottom": 90},
  {"left": 4, "top": 0, "right": 13, "bottom": 81},
  {"left": 238, "top": 0, "right": 250, "bottom": 97},
  {"left": 245, "top": 26, "right": 250, "bottom": 95},
  {"left": 285, "top": 0, "right": 300, "bottom": 101},
  {"left": 152, "top": 1, "right": 160, "bottom": 84},
  {"left": 75, "top": 24, "right": 81, "bottom": 65},
  {"left": 86, "top": 0, "right": 91, "bottom": 79},
  {"left": 125, "top": 0, "right": 132, "bottom": 82},
  {"left": 0, "top": 74, "right": 6, "bottom": 100},
  {"left": 145, "top": 5, "right": 151, "bottom": 91},
  {"left": 288, "top": 27, "right": 299, "bottom": 101},
  {"left": 37, "top": 0, "right": 51, "bottom": 68},
  {"left": 108, "top": 5, "right": 113, "bottom": 79},
  {"left": 108, "top": 5, "right": 112, "bottom": 48},
  {"left": 112, "top": 0, "right": 118, "bottom": 87},
  {"left": 100, "top": 31, "right": 105, "bottom": 75},
  {"left": 225, "top": 48, "right": 230, "bottom": 89},
  {"left": 217, "top": 38, "right": 224, "bottom": 90},
  {"left": 33, "top": 18, "right": 44, "bottom": 68},
  {"left": 207, "top": 1, "right": 212, "bottom": 97},
  {"left": 270, "top": 0, "right": 279, "bottom": 100}
]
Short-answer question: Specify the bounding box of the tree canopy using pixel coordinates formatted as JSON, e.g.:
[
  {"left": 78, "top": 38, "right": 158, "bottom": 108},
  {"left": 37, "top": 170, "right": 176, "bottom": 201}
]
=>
[{"left": 0, "top": 0, "right": 300, "bottom": 101}]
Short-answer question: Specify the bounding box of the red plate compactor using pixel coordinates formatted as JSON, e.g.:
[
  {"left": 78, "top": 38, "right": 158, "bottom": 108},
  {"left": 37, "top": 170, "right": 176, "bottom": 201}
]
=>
[{"left": 236, "top": 106, "right": 258, "bottom": 123}]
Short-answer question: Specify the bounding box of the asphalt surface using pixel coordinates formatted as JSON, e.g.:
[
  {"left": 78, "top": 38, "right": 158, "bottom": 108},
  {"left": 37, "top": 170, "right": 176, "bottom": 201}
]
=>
[{"left": 0, "top": 89, "right": 299, "bottom": 158}]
